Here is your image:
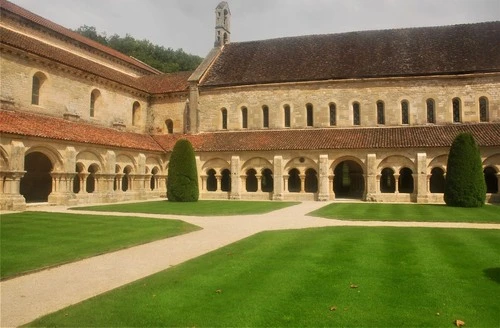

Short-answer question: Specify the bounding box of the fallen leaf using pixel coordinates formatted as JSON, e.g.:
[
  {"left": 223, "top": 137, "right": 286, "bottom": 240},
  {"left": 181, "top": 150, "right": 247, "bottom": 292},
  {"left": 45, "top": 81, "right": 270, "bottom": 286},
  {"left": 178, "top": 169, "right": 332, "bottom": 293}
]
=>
[
  {"left": 329, "top": 306, "right": 337, "bottom": 311},
  {"left": 454, "top": 319, "right": 465, "bottom": 327},
  {"left": 350, "top": 284, "right": 359, "bottom": 289},
  {"left": 215, "top": 289, "right": 222, "bottom": 294}
]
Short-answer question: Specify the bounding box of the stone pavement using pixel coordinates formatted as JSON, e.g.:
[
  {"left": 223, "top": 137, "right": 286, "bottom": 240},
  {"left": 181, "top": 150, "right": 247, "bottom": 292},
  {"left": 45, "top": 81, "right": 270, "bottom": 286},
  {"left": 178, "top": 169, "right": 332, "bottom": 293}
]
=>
[{"left": 1, "top": 202, "right": 499, "bottom": 327}]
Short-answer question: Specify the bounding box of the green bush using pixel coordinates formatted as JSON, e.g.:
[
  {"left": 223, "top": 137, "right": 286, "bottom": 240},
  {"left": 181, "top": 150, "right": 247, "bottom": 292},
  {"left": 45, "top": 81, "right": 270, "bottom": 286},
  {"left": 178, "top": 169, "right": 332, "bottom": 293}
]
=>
[
  {"left": 167, "top": 139, "right": 199, "bottom": 202},
  {"left": 444, "top": 132, "right": 486, "bottom": 207}
]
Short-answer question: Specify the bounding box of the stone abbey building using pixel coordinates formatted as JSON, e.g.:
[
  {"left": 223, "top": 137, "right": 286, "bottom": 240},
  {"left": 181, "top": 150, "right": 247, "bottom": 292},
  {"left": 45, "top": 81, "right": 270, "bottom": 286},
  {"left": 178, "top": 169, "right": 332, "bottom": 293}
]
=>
[{"left": 1, "top": 0, "right": 499, "bottom": 210}]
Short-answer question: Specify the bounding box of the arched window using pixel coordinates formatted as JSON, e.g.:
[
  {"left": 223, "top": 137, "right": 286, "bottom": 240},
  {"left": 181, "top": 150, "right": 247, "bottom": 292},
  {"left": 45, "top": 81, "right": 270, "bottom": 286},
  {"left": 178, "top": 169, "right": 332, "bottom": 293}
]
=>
[
  {"left": 305, "top": 168, "right": 318, "bottom": 193},
  {"left": 262, "top": 105, "right": 269, "bottom": 128},
  {"left": 353, "top": 102, "right": 360, "bottom": 126},
  {"left": 261, "top": 168, "right": 273, "bottom": 192},
  {"left": 221, "top": 108, "right": 228, "bottom": 130},
  {"left": 329, "top": 103, "right": 336, "bottom": 126},
  {"left": 221, "top": 169, "right": 231, "bottom": 192},
  {"left": 206, "top": 169, "right": 217, "bottom": 191},
  {"left": 426, "top": 99, "right": 435, "bottom": 124},
  {"left": 122, "top": 166, "right": 132, "bottom": 192},
  {"left": 73, "top": 163, "right": 84, "bottom": 193},
  {"left": 479, "top": 97, "right": 489, "bottom": 122},
  {"left": 246, "top": 169, "right": 257, "bottom": 192},
  {"left": 90, "top": 89, "right": 100, "bottom": 118},
  {"left": 452, "top": 98, "right": 461, "bottom": 123},
  {"left": 401, "top": 100, "right": 409, "bottom": 125},
  {"left": 430, "top": 167, "right": 445, "bottom": 193},
  {"left": 306, "top": 103, "right": 313, "bottom": 127},
  {"left": 377, "top": 101, "right": 385, "bottom": 125},
  {"left": 484, "top": 167, "right": 498, "bottom": 193},
  {"left": 288, "top": 168, "right": 301, "bottom": 192},
  {"left": 31, "top": 72, "right": 46, "bottom": 105},
  {"left": 165, "top": 119, "right": 174, "bottom": 134},
  {"left": 86, "top": 164, "right": 98, "bottom": 193},
  {"left": 380, "top": 168, "right": 395, "bottom": 193},
  {"left": 284, "top": 105, "right": 291, "bottom": 128},
  {"left": 132, "top": 101, "right": 141, "bottom": 126},
  {"left": 241, "top": 107, "right": 248, "bottom": 129},
  {"left": 398, "top": 168, "right": 414, "bottom": 193},
  {"left": 150, "top": 167, "right": 159, "bottom": 190}
]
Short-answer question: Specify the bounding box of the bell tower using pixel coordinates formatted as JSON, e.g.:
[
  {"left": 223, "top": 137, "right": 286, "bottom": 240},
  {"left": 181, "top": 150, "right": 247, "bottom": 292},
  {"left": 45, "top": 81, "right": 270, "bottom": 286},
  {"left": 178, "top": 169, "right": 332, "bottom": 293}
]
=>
[{"left": 214, "top": 2, "right": 230, "bottom": 47}]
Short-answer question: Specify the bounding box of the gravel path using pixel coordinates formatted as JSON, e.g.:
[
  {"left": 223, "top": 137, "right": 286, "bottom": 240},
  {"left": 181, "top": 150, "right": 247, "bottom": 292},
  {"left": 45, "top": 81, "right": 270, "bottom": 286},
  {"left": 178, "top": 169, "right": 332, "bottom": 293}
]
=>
[{"left": 1, "top": 201, "right": 499, "bottom": 327}]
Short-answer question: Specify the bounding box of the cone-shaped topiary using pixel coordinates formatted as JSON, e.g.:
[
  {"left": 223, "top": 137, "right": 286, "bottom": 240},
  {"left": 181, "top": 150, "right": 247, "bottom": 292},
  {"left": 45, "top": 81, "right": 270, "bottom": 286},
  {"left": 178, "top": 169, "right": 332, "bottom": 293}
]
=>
[
  {"left": 167, "top": 139, "right": 199, "bottom": 202},
  {"left": 444, "top": 132, "right": 486, "bottom": 207}
]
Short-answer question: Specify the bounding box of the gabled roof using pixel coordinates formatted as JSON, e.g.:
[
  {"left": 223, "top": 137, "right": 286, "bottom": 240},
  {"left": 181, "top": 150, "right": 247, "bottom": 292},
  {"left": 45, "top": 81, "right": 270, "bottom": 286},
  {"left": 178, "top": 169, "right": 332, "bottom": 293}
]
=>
[
  {"left": 201, "top": 22, "right": 500, "bottom": 87},
  {"left": 0, "top": 0, "right": 160, "bottom": 75},
  {"left": 0, "top": 27, "right": 190, "bottom": 94},
  {"left": 153, "top": 124, "right": 500, "bottom": 152}
]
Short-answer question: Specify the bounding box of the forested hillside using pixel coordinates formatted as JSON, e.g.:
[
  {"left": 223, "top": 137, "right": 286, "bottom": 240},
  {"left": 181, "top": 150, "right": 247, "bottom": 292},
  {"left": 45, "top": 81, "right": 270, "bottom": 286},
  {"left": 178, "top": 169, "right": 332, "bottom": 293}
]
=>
[{"left": 74, "top": 25, "right": 203, "bottom": 73}]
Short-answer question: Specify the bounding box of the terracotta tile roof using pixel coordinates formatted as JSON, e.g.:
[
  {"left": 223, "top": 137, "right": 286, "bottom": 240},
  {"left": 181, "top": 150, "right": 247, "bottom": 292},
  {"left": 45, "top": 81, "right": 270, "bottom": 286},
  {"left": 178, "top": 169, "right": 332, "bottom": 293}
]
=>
[
  {"left": 0, "top": 109, "right": 163, "bottom": 152},
  {"left": 153, "top": 124, "right": 500, "bottom": 152},
  {"left": 201, "top": 22, "right": 500, "bottom": 87},
  {"left": 0, "top": 0, "right": 159, "bottom": 74},
  {"left": 0, "top": 27, "right": 190, "bottom": 94}
]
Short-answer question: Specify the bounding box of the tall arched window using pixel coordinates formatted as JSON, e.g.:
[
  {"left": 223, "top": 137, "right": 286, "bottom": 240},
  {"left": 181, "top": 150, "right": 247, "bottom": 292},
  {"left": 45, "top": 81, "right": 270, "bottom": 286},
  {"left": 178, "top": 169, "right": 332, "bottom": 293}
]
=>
[
  {"left": 261, "top": 168, "right": 273, "bottom": 192},
  {"left": 86, "top": 164, "right": 99, "bottom": 193},
  {"left": 132, "top": 101, "right": 141, "bottom": 126},
  {"left": 31, "top": 72, "right": 46, "bottom": 105},
  {"left": 122, "top": 166, "right": 132, "bottom": 192},
  {"left": 262, "top": 105, "right": 269, "bottom": 128},
  {"left": 377, "top": 101, "right": 385, "bottom": 125},
  {"left": 452, "top": 98, "right": 461, "bottom": 123},
  {"left": 430, "top": 167, "right": 445, "bottom": 193},
  {"left": 353, "top": 102, "right": 360, "bottom": 126},
  {"left": 306, "top": 103, "right": 313, "bottom": 127},
  {"left": 284, "top": 104, "right": 291, "bottom": 128},
  {"left": 288, "top": 168, "right": 301, "bottom": 192},
  {"left": 398, "top": 168, "right": 414, "bottom": 193},
  {"left": 246, "top": 169, "right": 257, "bottom": 192},
  {"left": 165, "top": 119, "right": 174, "bottom": 134},
  {"left": 241, "top": 107, "right": 248, "bottom": 129},
  {"left": 401, "top": 100, "right": 409, "bottom": 125},
  {"left": 305, "top": 168, "right": 318, "bottom": 193},
  {"left": 479, "top": 97, "right": 489, "bottom": 122},
  {"left": 221, "top": 108, "right": 228, "bottom": 130},
  {"left": 380, "top": 168, "right": 395, "bottom": 193},
  {"left": 221, "top": 169, "right": 231, "bottom": 192},
  {"left": 426, "top": 99, "right": 435, "bottom": 124},
  {"left": 206, "top": 169, "right": 217, "bottom": 191},
  {"left": 90, "top": 89, "right": 100, "bottom": 118},
  {"left": 150, "top": 167, "right": 159, "bottom": 190},
  {"left": 329, "top": 103, "right": 336, "bottom": 126}
]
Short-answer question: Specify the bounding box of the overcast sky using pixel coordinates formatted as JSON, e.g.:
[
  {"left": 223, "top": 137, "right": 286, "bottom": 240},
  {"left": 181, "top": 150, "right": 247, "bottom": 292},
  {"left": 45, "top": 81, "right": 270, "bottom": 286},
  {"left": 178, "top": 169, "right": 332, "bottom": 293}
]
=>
[{"left": 9, "top": 0, "right": 500, "bottom": 57}]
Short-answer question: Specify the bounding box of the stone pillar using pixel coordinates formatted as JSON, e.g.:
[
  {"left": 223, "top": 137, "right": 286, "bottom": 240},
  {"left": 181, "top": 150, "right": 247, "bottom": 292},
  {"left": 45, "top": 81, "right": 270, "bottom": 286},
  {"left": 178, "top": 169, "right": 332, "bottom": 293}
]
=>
[
  {"left": 365, "top": 153, "right": 377, "bottom": 201},
  {"left": 328, "top": 176, "right": 335, "bottom": 200},
  {"left": 394, "top": 174, "right": 400, "bottom": 194},
  {"left": 256, "top": 174, "right": 262, "bottom": 192},
  {"left": 230, "top": 156, "right": 241, "bottom": 199},
  {"left": 115, "top": 174, "right": 123, "bottom": 192},
  {"left": 49, "top": 172, "right": 77, "bottom": 205},
  {"left": 216, "top": 174, "right": 222, "bottom": 191},
  {"left": 318, "top": 154, "right": 329, "bottom": 201},
  {"left": 273, "top": 155, "right": 283, "bottom": 200},
  {"left": 201, "top": 175, "right": 207, "bottom": 191},
  {"left": 416, "top": 152, "right": 428, "bottom": 203},
  {"left": 0, "top": 171, "right": 26, "bottom": 211},
  {"left": 283, "top": 175, "right": 289, "bottom": 193},
  {"left": 299, "top": 174, "right": 305, "bottom": 193}
]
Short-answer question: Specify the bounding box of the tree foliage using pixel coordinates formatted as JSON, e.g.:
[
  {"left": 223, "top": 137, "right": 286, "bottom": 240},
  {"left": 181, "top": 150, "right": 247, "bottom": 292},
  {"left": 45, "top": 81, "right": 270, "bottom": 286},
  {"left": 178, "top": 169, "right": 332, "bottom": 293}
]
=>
[
  {"left": 444, "top": 132, "right": 486, "bottom": 207},
  {"left": 74, "top": 25, "right": 203, "bottom": 73},
  {"left": 167, "top": 139, "right": 199, "bottom": 202}
]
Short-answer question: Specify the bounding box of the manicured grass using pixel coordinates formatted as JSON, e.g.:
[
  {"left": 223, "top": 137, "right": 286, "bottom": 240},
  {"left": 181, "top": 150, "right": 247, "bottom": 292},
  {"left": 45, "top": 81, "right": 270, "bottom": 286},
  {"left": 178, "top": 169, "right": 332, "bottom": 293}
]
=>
[
  {"left": 28, "top": 227, "right": 500, "bottom": 327},
  {"left": 73, "top": 200, "right": 299, "bottom": 216},
  {"left": 310, "top": 203, "right": 500, "bottom": 223},
  {"left": 0, "top": 212, "right": 200, "bottom": 279}
]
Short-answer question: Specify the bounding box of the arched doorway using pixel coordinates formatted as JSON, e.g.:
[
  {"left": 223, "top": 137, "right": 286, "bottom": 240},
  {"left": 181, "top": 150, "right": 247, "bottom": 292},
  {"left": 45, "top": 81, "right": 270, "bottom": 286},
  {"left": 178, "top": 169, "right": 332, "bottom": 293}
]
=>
[
  {"left": 207, "top": 169, "right": 217, "bottom": 191},
  {"left": 334, "top": 160, "right": 364, "bottom": 198},
  {"left": 305, "top": 168, "right": 318, "bottom": 193},
  {"left": 430, "top": 167, "right": 445, "bottom": 193},
  {"left": 261, "top": 168, "right": 273, "bottom": 192},
  {"left": 484, "top": 167, "right": 498, "bottom": 193},
  {"left": 20, "top": 152, "right": 53, "bottom": 202},
  {"left": 246, "top": 169, "right": 257, "bottom": 192},
  {"left": 221, "top": 169, "right": 231, "bottom": 192},
  {"left": 288, "top": 168, "right": 301, "bottom": 192}
]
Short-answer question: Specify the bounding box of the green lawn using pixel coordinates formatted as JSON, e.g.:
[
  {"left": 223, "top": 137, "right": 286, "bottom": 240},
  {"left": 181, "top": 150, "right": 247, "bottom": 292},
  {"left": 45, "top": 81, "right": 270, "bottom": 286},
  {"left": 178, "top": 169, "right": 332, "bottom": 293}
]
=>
[
  {"left": 0, "top": 212, "right": 200, "bottom": 279},
  {"left": 310, "top": 203, "right": 500, "bottom": 223},
  {"left": 72, "top": 200, "right": 299, "bottom": 216},
  {"left": 27, "top": 227, "right": 500, "bottom": 327}
]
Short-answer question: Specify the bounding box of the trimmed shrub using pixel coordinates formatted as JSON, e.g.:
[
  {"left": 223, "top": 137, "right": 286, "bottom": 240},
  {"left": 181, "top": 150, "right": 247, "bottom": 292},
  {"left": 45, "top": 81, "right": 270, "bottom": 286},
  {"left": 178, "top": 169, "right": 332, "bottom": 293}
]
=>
[
  {"left": 444, "top": 132, "right": 486, "bottom": 207},
  {"left": 167, "top": 139, "right": 199, "bottom": 202}
]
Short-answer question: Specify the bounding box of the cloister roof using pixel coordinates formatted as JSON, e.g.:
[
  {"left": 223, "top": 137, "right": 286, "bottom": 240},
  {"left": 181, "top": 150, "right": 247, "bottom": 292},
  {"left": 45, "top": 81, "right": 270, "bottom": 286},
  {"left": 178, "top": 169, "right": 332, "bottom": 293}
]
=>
[
  {"left": 2, "top": 109, "right": 500, "bottom": 153},
  {"left": 155, "top": 124, "right": 500, "bottom": 152},
  {"left": 201, "top": 21, "right": 500, "bottom": 87},
  {"left": 0, "top": 0, "right": 160, "bottom": 75},
  {"left": 0, "top": 27, "right": 190, "bottom": 94}
]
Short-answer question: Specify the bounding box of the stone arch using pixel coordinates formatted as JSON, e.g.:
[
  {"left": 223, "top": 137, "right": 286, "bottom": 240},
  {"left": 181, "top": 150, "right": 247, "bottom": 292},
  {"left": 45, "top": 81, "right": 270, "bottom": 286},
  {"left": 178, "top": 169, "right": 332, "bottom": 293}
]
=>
[
  {"left": 20, "top": 151, "right": 53, "bottom": 202},
  {"left": 116, "top": 154, "right": 137, "bottom": 172},
  {"left": 428, "top": 154, "right": 448, "bottom": 173},
  {"left": 146, "top": 157, "right": 163, "bottom": 175},
  {"left": 86, "top": 163, "right": 100, "bottom": 193},
  {"left": 202, "top": 158, "right": 230, "bottom": 174},
  {"left": 377, "top": 155, "right": 415, "bottom": 172},
  {"left": 332, "top": 156, "right": 365, "bottom": 198},
  {"left": 284, "top": 156, "right": 317, "bottom": 173},
  {"left": 483, "top": 154, "right": 500, "bottom": 172},
  {"left": 25, "top": 145, "right": 64, "bottom": 172},
  {"left": 76, "top": 150, "right": 104, "bottom": 171},
  {"left": 241, "top": 157, "right": 272, "bottom": 174}
]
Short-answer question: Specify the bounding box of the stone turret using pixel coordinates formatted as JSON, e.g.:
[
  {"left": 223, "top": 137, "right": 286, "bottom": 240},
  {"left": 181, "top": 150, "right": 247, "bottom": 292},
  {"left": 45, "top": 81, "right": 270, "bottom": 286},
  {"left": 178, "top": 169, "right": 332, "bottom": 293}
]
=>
[{"left": 214, "top": 1, "right": 230, "bottom": 47}]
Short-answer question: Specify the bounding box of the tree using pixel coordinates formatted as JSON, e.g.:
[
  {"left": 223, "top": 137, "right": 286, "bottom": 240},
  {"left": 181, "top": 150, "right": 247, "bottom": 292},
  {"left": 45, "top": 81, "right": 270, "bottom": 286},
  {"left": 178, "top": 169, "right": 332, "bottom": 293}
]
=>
[
  {"left": 444, "top": 132, "right": 486, "bottom": 207},
  {"left": 167, "top": 139, "right": 199, "bottom": 202}
]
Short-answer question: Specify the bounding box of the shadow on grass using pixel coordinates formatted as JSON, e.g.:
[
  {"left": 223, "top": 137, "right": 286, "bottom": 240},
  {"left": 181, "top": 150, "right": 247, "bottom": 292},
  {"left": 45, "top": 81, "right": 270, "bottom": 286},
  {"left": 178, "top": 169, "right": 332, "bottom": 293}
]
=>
[{"left": 483, "top": 267, "right": 500, "bottom": 284}]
